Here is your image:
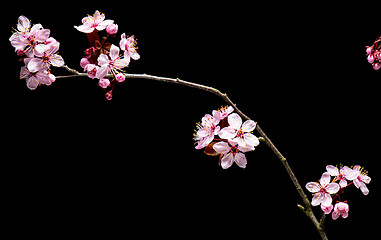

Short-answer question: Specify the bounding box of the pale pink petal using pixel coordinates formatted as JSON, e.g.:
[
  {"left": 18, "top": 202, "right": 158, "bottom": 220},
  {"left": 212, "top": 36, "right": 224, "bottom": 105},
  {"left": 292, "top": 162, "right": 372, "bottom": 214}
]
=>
[
  {"left": 97, "top": 54, "right": 110, "bottom": 67},
  {"left": 96, "top": 19, "right": 114, "bottom": 31},
  {"left": 332, "top": 210, "right": 340, "bottom": 220},
  {"left": 321, "top": 204, "right": 333, "bottom": 214},
  {"left": 242, "top": 120, "right": 256, "bottom": 132},
  {"left": 326, "top": 182, "right": 340, "bottom": 194},
  {"left": 26, "top": 76, "right": 39, "bottom": 90},
  {"left": 243, "top": 133, "right": 259, "bottom": 148},
  {"left": 339, "top": 179, "right": 347, "bottom": 188},
  {"left": 131, "top": 51, "right": 140, "bottom": 60},
  {"left": 218, "top": 127, "right": 236, "bottom": 140},
  {"left": 353, "top": 178, "right": 360, "bottom": 188},
  {"left": 362, "top": 175, "right": 371, "bottom": 184},
  {"left": 320, "top": 172, "right": 331, "bottom": 186},
  {"left": 311, "top": 192, "right": 323, "bottom": 206},
  {"left": 326, "top": 165, "right": 339, "bottom": 176},
  {"left": 212, "top": 141, "right": 230, "bottom": 154},
  {"left": 227, "top": 113, "right": 242, "bottom": 130},
  {"left": 109, "top": 44, "right": 120, "bottom": 60},
  {"left": 74, "top": 24, "right": 94, "bottom": 33},
  {"left": 17, "top": 16, "right": 30, "bottom": 32},
  {"left": 50, "top": 54, "right": 64, "bottom": 67},
  {"left": 96, "top": 66, "right": 108, "bottom": 79},
  {"left": 234, "top": 152, "right": 247, "bottom": 168},
  {"left": 306, "top": 182, "right": 320, "bottom": 193},
  {"left": 196, "top": 129, "right": 209, "bottom": 138},
  {"left": 341, "top": 211, "right": 349, "bottom": 218},
  {"left": 220, "top": 153, "right": 234, "bottom": 169},
  {"left": 35, "top": 29, "right": 50, "bottom": 42},
  {"left": 321, "top": 193, "right": 332, "bottom": 207},
  {"left": 359, "top": 183, "right": 369, "bottom": 195},
  {"left": 27, "top": 58, "right": 43, "bottom": 72},
  {"left": 20, "top": 66, "right": 30, "bottom": 79}
]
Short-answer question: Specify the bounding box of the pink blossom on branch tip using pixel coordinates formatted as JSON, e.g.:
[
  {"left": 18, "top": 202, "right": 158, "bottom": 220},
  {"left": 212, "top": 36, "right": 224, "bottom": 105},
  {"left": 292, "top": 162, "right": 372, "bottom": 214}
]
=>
[{"left": 74, "top": 10, "right": 114, "bottom": 33}]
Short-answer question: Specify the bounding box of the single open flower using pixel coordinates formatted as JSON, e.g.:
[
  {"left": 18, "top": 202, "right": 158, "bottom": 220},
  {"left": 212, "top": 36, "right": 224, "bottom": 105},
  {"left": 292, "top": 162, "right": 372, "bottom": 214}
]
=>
[
  {"left": 74, "top": 10, "right": 114, "bottom": 33},
  {"left": 306, "top": 172, "right": 340, "bottom": 207},
  {"left": 332, "top": 202, "right": 349, "bottom": 220}
]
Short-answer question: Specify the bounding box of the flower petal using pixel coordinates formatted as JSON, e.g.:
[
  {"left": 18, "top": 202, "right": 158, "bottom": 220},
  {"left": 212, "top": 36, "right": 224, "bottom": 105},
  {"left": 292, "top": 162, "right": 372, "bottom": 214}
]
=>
[
  {"left": 326, "top": 183, "right": 339, "bottom": 194},
  {"left": 220, "top": 153, "right": 234, "bottom": 169},
  {"left": 213, "top": 141, "right": 230, "bottom": 154},
  {"left": 243, "top": 133, "right": 259, "bottom": 148},
  {"left": 320, "top": 172, "right": 331, "bottom": 186},
  {"left": 311, "top": 192, "right": 323, "bottom": 206},
  {"left": 74, "top": 24, "right": 94, "bottom": 33},
  {"left": 17, "top": 16, "right": 30, "bottom": 32},
  {"left": 326, "top": 165, "right": 339, "bottom": 176},
  {"left": 50, "top": 54, "right": 64, "bottom": 67},
  {"left": 227, "top": 113, "right": 242, "bottom": 130},
  {"left": 306, "top": 182, "right": 320, "bottom": 193},
  {"left": 321, "top": 193, "right": 332, "bottom": 207},
  {"left": 234, "top": 152, "right": 247, "bottom": 168},
  {"left": 218, "top": 127, "right": 236, "bottom": 140},
  {"left": 242, "top": 120, "right": 256, "bottom": 132}
]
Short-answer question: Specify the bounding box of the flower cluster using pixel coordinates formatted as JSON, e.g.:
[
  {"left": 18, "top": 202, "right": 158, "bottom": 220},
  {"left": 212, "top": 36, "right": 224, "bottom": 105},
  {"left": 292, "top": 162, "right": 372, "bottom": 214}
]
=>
[
  {"left": 366, "top": 36, "right": 381, "bottom": 70},
  {"left": 9, "top": 16, "right": 64, "bottom": 90},
  {"left": 306, "top": 165, "right": 371, "bottom": 220},
  {"left": 75, "top": 10, "right": 139, "bottom": 100},
  {"left": 194, "top": 106, "right": 260, "bottom": 169}
]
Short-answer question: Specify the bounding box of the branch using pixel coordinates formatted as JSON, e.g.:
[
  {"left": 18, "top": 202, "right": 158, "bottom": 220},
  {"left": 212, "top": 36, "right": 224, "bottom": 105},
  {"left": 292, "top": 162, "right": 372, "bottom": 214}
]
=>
[{"left": 57, "top": 65, "right": 328, "bottom": 239}]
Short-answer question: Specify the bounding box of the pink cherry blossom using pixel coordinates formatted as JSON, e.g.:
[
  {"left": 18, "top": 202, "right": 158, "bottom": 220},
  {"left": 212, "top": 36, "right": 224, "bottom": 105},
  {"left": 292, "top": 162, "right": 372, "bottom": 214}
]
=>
[
  {"left": 212, "top": 141, "right": 252, "bottom": 169},
  {"left": 306, "top": 172, "right": 340, "bottom": 207},
  {"left": 213, "top": 105, "right": 234, "bottom": 119},
  {"left": 9, "top": 16, "right": 50, "bottom": 57},
  {"left": 194, "top": 111, "right": 221, "bottom": 149},
  {"left": 96, "top": 44, "right": 128, "bottom": 79},
  {"left": 27, "top": 41, "right": 64, "bottom": 72},
  {"left": 98, "top": 78, "right": 110, "bottom": 88},
  {"left": 115, "top": 73, "right": 126, "bottom": 82},
  {"left": 119, "top": 33, "right": 140, "bottom": 65},
  {"left": 321, "top": 204, "right": 333, "bottom": 214},
  {"left": 106, "top": 24, "right": 118, "bottom": 35},
  {"left": 326, "top": 165, "right": 359, "bottom": 188},
  {"left": 74, "top": 10, "right": 114, "bottom": 33},
  {"left": 352, "top": 165, "right": 371, "bottom": 195},
  {"left": 218, "top": 113, "right": 259, "bottom": 149},
  {"left": 20, "top": 66, "right": 54, "bottom": 90},
  {"left": 332, "top": 202, "right": 349, "bottom": 220}
]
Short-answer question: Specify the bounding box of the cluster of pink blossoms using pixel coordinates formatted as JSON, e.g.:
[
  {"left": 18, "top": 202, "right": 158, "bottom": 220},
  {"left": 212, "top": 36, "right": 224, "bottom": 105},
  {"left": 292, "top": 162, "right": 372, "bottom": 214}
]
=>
[
  {"left": 366, "top": 36, "right": 381, "bottom": 70},
  {"left": 194, "top": 106, "right": 260, "bottom": 169},
  {"left": 9, "top": 16, "right": 64, "bottom": 90},
  {"left": 306, "top": 165, "right": 371, "bottom": 220},
  {"left": 75, "top": 10, "right": 140, "bottom": 100}
]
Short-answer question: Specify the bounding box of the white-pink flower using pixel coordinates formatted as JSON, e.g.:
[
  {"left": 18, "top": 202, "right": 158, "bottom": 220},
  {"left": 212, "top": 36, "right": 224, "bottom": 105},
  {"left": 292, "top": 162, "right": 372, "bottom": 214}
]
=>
[
  {"left": 352, "top": 165, "right": 371, "bottom": 195},
  {"left": 74, "top": 10, "right": 114, "bottom": 33},
  {"left": 332, "top": 202, "right": 349, "bottom": 220},
  {"left": 213, "top": 106, "right": 234, "bottom": 119},
  {"left": 213, "top": 141, "right": 252, "bottom": 169},
  {"left": 26, "top": 42, "right": 64, "bottom": 72},
  {"left": 9, "top": 16, "right": 50, "bottom": 56},
  {"left": 96, "top": 44, "right": 128, "bottom": 79},
  {"left": 326, "top": 165, "right": 359, "bottom": 188},
  {"left": 321, "top": 204, "right": 333, "bottom": 214},
  {"left": 218, "top": 113, "right": 259, "bottom": 150},
  {"left": 194, "top": 111, "right": 221, "bottom": 149},
  {"left": 306, "top": 172, "right": 340, "bottom": 207},
  {"left": 119, "top": 33, "right": 140, "bottom": 65},
  {"left": 20, "top": 66, "right": 54, "bottom": 90}
]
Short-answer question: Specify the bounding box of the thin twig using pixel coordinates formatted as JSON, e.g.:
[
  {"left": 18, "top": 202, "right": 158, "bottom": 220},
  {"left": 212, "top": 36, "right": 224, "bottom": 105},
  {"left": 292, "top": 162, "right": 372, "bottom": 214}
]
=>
[{"left": 57, "top": 65, "right": 328, "bottom": 240}]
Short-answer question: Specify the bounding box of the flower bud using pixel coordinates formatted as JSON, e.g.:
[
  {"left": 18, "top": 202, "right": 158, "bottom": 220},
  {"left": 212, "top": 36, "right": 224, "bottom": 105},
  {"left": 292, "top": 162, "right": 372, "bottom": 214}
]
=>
[
  {"left": 105, "top": 91, "right": 113, "bottom": 100},
  {"left": 367, "top": 54, "right": 375, "bottom": 63},
  {"left": 80, "top": 58, "right": 90, "bottom": 68},
  {"left": 366, "top": 46, "right": 373, "bottom": 55},
  {"left": 373, "top": 62, "right": 381, "bottom": 70},
  {"left": 106, "top": 24, "right": 118, "bottom": 35},
  {"left": 99, "top": 78, "right": 110, "bottom": 88},
  {"left": 115, "top": 73, "right": 126, "bottom": 82}
]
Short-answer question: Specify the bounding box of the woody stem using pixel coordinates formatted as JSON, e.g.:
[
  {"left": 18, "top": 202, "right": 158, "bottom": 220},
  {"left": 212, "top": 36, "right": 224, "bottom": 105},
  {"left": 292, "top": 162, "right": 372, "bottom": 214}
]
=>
[{"left": 57, "top": 65, "right": 328, "bottom": 240}]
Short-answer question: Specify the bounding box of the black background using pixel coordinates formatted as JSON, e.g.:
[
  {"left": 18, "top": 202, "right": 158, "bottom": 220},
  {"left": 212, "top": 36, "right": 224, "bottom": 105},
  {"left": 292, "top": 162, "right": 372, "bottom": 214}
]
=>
[{"left": 3, "top": 2, "right": 379, "bottom": 239}]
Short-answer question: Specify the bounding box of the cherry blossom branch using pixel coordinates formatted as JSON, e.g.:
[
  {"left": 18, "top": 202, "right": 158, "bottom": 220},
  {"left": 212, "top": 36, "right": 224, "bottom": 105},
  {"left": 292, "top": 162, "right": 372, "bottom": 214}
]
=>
[{"left": 57, "top": 65, "right": 328, "bottom": 240}]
